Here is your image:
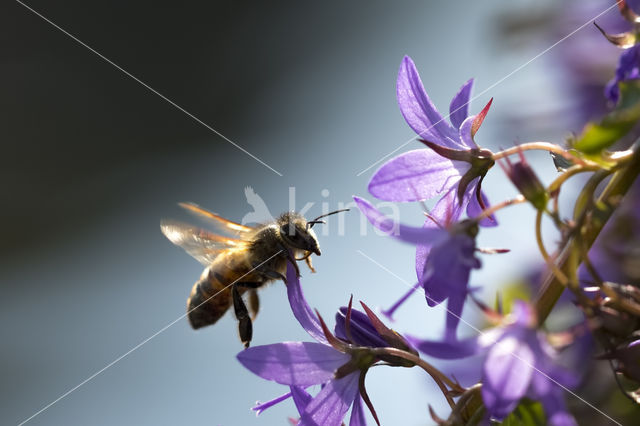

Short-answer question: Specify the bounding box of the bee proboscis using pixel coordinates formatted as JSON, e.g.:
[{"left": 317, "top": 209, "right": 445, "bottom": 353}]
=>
[{"left": 161, "top": 202, "right": 347, "bottom": 348}]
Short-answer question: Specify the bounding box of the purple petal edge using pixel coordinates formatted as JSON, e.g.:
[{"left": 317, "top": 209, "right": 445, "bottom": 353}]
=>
[
  {"left": 237, "top": 341, "right": 349, "bottom": 387},
  {"left": 287, "top": 261, "right": 329, "bottom": 344},
  {"left": 397, "top": 55, "right": 462, "bottom": 149},
  {"left": 406, "top": 334, "right": 481, "bottom": 360},
  {"left": 449, "top": 78, "right": 474, "bottom": 129},
  {"left": 299, "top": 373, "right": 360, "bottom": 426},
  {"left": 368, "top": 149, "right": 461, "bottom": 203},
  {"left": 353, "top": 196, "right": 448, "bottom": 245}
]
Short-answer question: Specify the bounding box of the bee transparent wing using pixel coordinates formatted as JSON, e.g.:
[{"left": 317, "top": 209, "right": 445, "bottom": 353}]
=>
[
  {"left": 160, "top": 220, "right": 250, "bottom": 266},
  {"left": 178, "top": 202, "right": 254, "bottom": 237}
]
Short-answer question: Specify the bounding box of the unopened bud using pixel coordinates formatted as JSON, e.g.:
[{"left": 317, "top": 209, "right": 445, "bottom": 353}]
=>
[{"left": 500, "top": 153, "right": 548, "bottom": 211}]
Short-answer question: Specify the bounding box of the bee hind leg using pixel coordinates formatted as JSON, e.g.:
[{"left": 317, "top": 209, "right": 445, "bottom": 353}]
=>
[
  {"left": 248, "top": 289, "right": 259, "bottom": 321},
  {"left": 233, "top": 281, "right": 267, "bottom": 348},
  {"left": 232, "top": 283, "right": 253, "bottom": 348}
]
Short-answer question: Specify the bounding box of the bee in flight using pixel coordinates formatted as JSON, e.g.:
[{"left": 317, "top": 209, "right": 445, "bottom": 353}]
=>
[{"left": 161, "top": 202, "right": 348, "bottom": 348}]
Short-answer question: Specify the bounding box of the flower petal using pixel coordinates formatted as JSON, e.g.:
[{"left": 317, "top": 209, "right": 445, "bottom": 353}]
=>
[
  {"left": 628, "top": 0, "right": 640, "bottom": 15},
  {"left": 237, "top": 342, "right": 350, "bottom": 387},
  {"left": 481, "top": 335, "right": 535, "bottom": 420},
  {"left": 466, "top": 187, "right": 498, "bottom": 227},
  {"left": 458, "top": 115, "right": 478, "bottom": 149},
  {"left": 397, "top": 56, "right": 462, "bottom": 148},
  {"left": 429, "top": 182, "right": 468, "bottom": 226},
  {"left": 354, "top": 196, "right": 448, "bottom": 245},
  {"left": 299, "top": 373, "right": 360, "bottom": 426},
  {"left": 349, "top": 396, "right": 366, "bottom": 426},
  {"left": 291, "top": 386, "right": 313, "bottom": 415},
  {"left": 335, "top": 307, "right": 387, "bottom": 348},
  {"left": 406, "top": 334, "right": 481, "bottom": 359},
  {"left": 421, "top": 233, "right": 479, "bottom": 307},
  {"left": 287, "top": 261, "right": 329, "bottom": 344},
  {"left": 381, "top": 281, "right": 421, "bottom": 320},
  {"left": 444, "top": 287, "right": 466, "bottom": 340},
  {"left": 449, "top": 78, "right": 473, "bottom": 129},
  {"left": 531, "top": 377, "right": 577, "bottom": 426},
  {"left": 548, "top": 411, "right": 578, "bottom": 426},
  {"left": 415, "top": 237, "right": 432, "bottom": 285},
  {"left": 368, "top": 149, "right": 462, "bottom": 202}
]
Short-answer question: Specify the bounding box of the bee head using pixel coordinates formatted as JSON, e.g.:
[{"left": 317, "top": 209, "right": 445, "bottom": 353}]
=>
[
  {"left": 278, "top": 212, "right": 321, "bottom": 255},
  {"left": 277, "top": 209, "right": 349, "bottom": 256}
]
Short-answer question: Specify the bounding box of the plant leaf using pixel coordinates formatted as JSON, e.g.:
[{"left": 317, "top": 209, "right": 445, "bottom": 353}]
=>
[
  {"left": 498, "top": 399, "right": 546, "bottom": 426},
  {"left": 573, "top": 80, "right": 640, "bottom": 154}
]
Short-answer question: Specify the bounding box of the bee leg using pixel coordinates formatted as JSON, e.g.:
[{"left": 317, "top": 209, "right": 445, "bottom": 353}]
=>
[
  {"left": 261, "top": 269, "right": 287, "bottom": 285},
  {"left": 232, "top": 283, "right": 253, "bottom": 348},
  {"left": 248, "top": 289, "right": 260, "bottom": 321}
]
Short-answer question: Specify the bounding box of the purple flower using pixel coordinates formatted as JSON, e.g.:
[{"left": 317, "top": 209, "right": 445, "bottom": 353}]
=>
[
  {"left": 368, "top": 55, "right": 496, "bottom": 227},
  {"left": 354, "top": 196, "right": 481, "bottom": 339},
  {"left": 605, "top": 44, "right": 640, "bottom": 103},
  {"left": 237, "top": 264, "right": 360, "bottom": 425},
  {"left": 625, "top": 0, "right": 640, "bottom": 16},
  {"left": 238, "top": 263, "right": 416, "bottom": 425},
  {"left": 409, "top": 301, "right": 578, "bottom": 424}
]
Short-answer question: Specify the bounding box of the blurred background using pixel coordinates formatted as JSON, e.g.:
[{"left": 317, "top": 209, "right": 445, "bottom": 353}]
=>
[{"left": 2, "top": 0, "right": 637, "bottom": 425}]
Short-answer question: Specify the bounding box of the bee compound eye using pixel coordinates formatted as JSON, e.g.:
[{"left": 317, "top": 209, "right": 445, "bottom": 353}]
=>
[{"left": 280, "top": 223, "right": 297, "bottom": 237}]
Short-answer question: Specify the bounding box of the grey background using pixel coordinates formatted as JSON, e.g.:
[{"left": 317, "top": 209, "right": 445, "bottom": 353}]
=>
[{"left": 1, "top": 1, "right": 622, "bottom": 425}]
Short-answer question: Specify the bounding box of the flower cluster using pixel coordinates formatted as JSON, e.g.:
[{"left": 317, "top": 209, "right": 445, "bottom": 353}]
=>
[{"left": 234, "top": 5, "right": 640, "bottom": 424}]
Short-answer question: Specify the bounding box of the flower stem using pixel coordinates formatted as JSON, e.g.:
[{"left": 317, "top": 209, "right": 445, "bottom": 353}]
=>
[
  {"left": 475, "top": 195, "right": 525, "bottom": 222},
  {"left": 370, "top": 347, "right": 461, "bottom": 408},
  {"left": 492, "top": 142, "right": 596, "bottom": 166},
  {"left": 534, "top": 140, "right": 640, "bottom": 323},
  {"left": 535, "top": 208, "right": 570, "bottom": 288},
  {"left": 547, "top": 164, "right": 602, "bottom": 194}
]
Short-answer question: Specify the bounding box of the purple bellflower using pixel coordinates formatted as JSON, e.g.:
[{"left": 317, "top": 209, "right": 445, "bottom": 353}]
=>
[
  {"left": 410, "top": 301, "right": 578, "bottom": 425},
  {"left": 623, "top": 0, "right": 640, "bottom": 17},
  {"left": 605, "top": 44, "right": 640, "bottom": 104},
  {"left": 354, "top": 196, "right": 481, "bottom": 340},
  {"left": 368, "top": 55, "right": 497, "bottom": 228},
  {"left": 595, "top": 1, "right": 640, "bottom": 103},
  {"left": 237, "top": 262, "right": 418, "bottom": 426},
  {"left": 626, "top": 0, "right": 640, "bottom": 15}
]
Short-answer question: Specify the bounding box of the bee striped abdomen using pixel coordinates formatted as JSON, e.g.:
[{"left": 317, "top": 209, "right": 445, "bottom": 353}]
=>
[{"left": 186, "top": 254, "right": 253, "bottom": 330}]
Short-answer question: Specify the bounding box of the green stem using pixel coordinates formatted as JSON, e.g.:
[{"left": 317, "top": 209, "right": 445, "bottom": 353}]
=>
[
  {"left": 535, "top": 209, "right": 569, "bottom": 288},
  {"left": 370, "top": 347, "right": 460, "bottom": 408},
  {"left": 534, "top": 141, "right": 640, "bottom": 324},
  {"left": 475, "top": 195, "right": 525, "bottom": 222},
  {"left": 492, "top": 142, "right": 598, "bottom": 166}
]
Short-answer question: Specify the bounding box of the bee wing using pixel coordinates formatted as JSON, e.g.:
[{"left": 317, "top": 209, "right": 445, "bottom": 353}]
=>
[
  {"left": 161, "top": 220, "right": 250, "bottom": 266},
  {"left": 178, "top": 202, "right": 255, "bottom": 237}
]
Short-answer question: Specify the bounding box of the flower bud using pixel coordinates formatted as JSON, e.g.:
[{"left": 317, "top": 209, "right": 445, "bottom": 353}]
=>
[{"left": 500, "top": 153, "right": 548, "bottom": 211}]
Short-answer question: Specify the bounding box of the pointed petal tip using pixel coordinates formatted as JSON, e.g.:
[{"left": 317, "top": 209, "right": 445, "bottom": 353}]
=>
[{"left": 471, "top": 98, "right": 493, "bottom": 138}]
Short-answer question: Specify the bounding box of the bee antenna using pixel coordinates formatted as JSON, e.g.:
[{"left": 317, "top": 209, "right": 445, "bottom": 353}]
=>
[
  {"left": 308, "top": 208, "right": 350, "bottom": 228},
  {"left": 307, "top": 220, "right": 325, "bottom": 229}
]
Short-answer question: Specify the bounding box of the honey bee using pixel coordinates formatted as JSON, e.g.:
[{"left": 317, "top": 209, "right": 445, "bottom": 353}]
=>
[{"left": 161, "top": 202, "right": 347, "bottom": 348}]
